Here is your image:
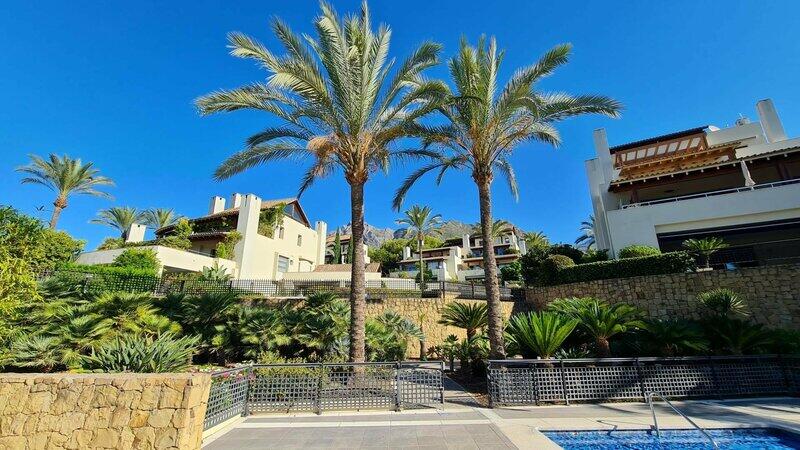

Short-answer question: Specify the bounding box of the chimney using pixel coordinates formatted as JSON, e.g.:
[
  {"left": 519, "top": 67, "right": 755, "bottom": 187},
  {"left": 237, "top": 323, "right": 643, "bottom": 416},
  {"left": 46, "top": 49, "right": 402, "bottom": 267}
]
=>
[
  {"left": 209, "top": 196, "right": 225, "bottom": 214},
  {"left": 461, "top": 234, "right": 471, "bottom": 253},
  {"left": 403, "top": 246, "right": 412, "bottom": 260},
  {"left": 125, "top": 223, "right": 147, "bottom": 243},
  {"left": 756, "top": 99, "right": 787, "bottom": 143},
  {"left": 314, "top": 220, "right": 327, "bottom": 265},
  {"left": 230, "top": 193, "right": 243, "bottom": 209},
  {"left": 593, "top": 128, "right": 614, "bottom": 184}
]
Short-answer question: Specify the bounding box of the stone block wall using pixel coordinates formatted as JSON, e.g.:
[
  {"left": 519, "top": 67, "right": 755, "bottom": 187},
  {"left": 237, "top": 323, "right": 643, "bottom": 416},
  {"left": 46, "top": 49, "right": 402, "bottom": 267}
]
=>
[
  {"left": 0, "top": 373, "right": 211, "bottom": 450},
  {"left": 524, "top": 263, "right": 800, "bottom": 330}
]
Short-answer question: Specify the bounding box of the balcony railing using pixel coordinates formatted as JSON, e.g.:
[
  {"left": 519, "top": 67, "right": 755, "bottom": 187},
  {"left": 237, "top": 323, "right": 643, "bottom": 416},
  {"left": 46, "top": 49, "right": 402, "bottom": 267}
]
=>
[{"left": 621, "top": 178, "right": 800, "bottom": 209}]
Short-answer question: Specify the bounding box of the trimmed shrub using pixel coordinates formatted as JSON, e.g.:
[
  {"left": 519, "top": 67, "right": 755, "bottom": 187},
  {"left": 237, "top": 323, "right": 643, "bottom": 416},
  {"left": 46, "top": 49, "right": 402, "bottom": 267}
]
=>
[
  {"left": 539, "top": 254, "right": 576, "bottom": 286},
  {"left": 618, "top": 244, "right": 661, "bottom": 259},
  {"left": 550, "top": 251, "right": 696, "bottom": 285},
  {"left": 548, "top": 244, "right": 584, "bottom": 263},
  {"left": 113, "top": 248, "right": 161, "bottom": 272},
  {"left": 581, "top": 249, "right": 609, "bottom": 263}
]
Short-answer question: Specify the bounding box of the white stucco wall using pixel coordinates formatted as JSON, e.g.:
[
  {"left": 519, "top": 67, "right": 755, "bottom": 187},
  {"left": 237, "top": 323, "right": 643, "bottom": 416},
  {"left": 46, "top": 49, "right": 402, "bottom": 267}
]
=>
[
  {"left": 604, "top": 182, "right": 800, "bottom": 253},
  {"left": 236, "top": 215, "right": 325, "bottom": 279},
  {"left": 76, "top": 246, "right": 237, "bottom": 275}
]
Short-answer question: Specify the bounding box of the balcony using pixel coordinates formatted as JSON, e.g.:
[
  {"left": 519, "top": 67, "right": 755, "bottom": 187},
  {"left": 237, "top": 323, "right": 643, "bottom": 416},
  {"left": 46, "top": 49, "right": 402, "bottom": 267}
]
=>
[
  {"left": 621, "top": 179, "right": 800, "bottom": 209},
  {"left": 76, "top": 245, "right": 237, "bottom": 275}
]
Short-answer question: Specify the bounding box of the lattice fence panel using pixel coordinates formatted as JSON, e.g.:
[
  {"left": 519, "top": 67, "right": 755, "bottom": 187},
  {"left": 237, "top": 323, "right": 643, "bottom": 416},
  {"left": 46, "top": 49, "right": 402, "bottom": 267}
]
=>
[
  {"left": 714, "top": 360, "right": 787, "bottom": 396},
  {"left": 640, "top": 363, "right": 716, "bottom": 398},
  {"left": 398, "top": 368, "right": 442, "bottom": 408},
  {"left": 204, "top": 370, "right": 250, "bottom": 429},
  {"left": 247, "top": 368, "right": 319, "bottom": 413},
  {"left": 488, "top": 367, "right": 537, "bottom": 405},
  {"left": 532, "top": 367, "right": 564, "bottom": 402},
  {"left": 319, "top": 365, "right": 397, "bottom": 410},
  {"left": 562, "top": 365, "right": 642, "bottom": 401}
]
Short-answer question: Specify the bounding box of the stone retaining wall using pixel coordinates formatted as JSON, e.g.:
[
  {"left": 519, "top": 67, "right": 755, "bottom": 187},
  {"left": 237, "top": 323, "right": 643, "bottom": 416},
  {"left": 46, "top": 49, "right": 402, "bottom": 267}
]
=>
[
  {"left": 524, "top": 263, "right": 800, "bottom": 330},
  {"left": 0, "top": 373, "right": 211, "bottom": 450}
]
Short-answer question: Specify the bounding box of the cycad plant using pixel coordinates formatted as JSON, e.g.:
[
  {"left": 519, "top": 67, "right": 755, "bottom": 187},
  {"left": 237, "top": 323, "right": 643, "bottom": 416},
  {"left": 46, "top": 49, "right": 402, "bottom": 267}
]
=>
[
  {"left": 556, "top": 297, "right": 643, "bottom": 357},
  {"left": 195, "top": 2, "right": 444, "bottom": 362},
  {"left": 642, "top": 319, "right": 708, "bottom": 357},
  {"left": 697, "top": 288, "right": 749, "bottom": 318},
  {"left": 682, "top": 237, "right": 728, "bottom": 269},
  {"left": 575, "top": 215, "right": 596, "bottom": 250},
  {"left": 438, "top": 302, "right": 487, "bottom": 341},
  {"left": 396, "top": 205, "right": 443, "bottom": 287},
  {"left": 91, "top": 207, "right": 144, "bottom": 240},
  {"left": 142, "top": 208, "right": 181, "bottom": 230},
  {"left": 393, "top": 38, "right": 621, "bottom": 358},
  {"left": 16, "top": 154, "right": 114, "bottom": 229},
  {"left": 505, "top": 311, "right": 577, "bottom": 359}
]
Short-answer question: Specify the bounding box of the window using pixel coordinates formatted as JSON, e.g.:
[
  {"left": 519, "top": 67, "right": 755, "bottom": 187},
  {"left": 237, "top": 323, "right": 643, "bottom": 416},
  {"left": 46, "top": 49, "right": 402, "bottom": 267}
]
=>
[
  {"left": 276, "top": 255, "right": 290, "bottom": 273},
  {"left": 297, "top": 234, "right": 302, "bottom": 246},
  {"left": 278, "top": 226, "right": 285, "bottom": 239}
]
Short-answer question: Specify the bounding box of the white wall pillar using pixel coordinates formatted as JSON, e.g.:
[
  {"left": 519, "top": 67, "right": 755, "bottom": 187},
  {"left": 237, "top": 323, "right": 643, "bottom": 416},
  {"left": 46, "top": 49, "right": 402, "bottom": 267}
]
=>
[
  {"left": 314, "top": 221, "right": 327, "bottom": 266},
  {"left": 362, "top": 243, "right": 371, "bottom": 264},
  {"left": 438, "top": 261, "right": 447, "bottom": 281},
  {"left": 124, "top": 223, "right": 147, "bottom": 243},
  {"left": 461, "top": 234, "right": 471, "bottom": 255},
  {"left": 209, "top": 196, "right": 225, "bottom": 215},
  {"left": 740, "top": 161, "right": 756, "bottom": 187},
  {"left": 403, "top": 246, "right": 412, "bottom": 259},
  {"left": 593, "top": 128, "right": 615, "bottom": 184},
  {"left": 234, "top": 194, "right": 261, "bottom": 278}
]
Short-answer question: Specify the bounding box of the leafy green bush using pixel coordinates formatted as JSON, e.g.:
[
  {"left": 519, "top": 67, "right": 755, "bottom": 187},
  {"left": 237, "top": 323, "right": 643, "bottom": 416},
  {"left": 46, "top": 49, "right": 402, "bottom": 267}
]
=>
[
  {"left": 500, "top": 260, "right": 522, "bottom": 282},
  {"left": 215, "top": 231, "right": 242, "bottom": 259},
  {"left": 113, "top": 248, "right": 161, "bottom": 272},
  {"left": 618, "top": 244, "right": 661, "bottom": 259},
  {"left": 548, "top": 244, "right": 584, "bottom": 263},
  {"left": 581, "top": 249, "right": 609, "bottom": 263},
  {"left": 551, "top": 251, "right": 696, "bottom": 285},
  {"left": 539, "top": 254, "right": 576, "bottom": 285},
  {"left": 32, "top": 229, "right": 85, "bottom": 272},
  {"left": 83, "top": 333, "right": 198, "bottom": 373}
]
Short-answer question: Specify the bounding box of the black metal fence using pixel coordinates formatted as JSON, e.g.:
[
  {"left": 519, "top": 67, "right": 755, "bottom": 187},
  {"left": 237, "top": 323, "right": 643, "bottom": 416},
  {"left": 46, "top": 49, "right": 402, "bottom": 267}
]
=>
[
  {"left": 204, "top": 361, "right": 444, "bottom": 429},
  {"left": 39, "top": 270, "right": 524, "bottom": 301},
  {"left": 487, "top": 355, "right": 800, "bottom": 407}
]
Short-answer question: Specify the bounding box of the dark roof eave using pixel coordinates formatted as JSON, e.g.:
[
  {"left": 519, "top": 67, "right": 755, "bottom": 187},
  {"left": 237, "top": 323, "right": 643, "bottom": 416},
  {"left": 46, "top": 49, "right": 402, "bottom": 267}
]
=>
[{"left": 609, "top": 126, "right": 709, "bottom": 154}]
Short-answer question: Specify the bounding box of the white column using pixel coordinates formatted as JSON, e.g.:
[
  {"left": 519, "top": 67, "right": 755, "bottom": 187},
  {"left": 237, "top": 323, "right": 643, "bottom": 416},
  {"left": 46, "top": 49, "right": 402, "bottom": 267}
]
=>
[
  {"left": 314, "top": 221, "right": 327, "bottom": 266},
  {"left": 740, "top": 161, "right": 756, "bottom": 187},
  {"left": 438, "top": 261, "right": 447, "bottom": 281},
  {"left": 756, "top": 99, "right": 787, "bottom": 143},
  {"left": 234, "top": 194, "right": 262, "bottom": 278}
]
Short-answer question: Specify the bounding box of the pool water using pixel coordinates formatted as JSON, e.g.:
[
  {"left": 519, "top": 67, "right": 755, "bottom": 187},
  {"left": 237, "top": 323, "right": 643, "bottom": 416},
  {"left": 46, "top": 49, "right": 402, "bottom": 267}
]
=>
[{"left": 543, "top": 428, "right": 800, "bottom": 449}]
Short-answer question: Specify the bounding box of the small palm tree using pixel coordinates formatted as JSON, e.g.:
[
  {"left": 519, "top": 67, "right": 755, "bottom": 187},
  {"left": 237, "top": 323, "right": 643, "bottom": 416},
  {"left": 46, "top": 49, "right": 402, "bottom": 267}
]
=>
[
  {"left": 472, "top": 219, "right": 511, "bottom": 240},
  {"left": 393, "top": 39, "right": 621, "bottom": 359},
  {"left": 506, "top": 311, "right": 577, "bottom": 359},
  {"left": 697, "top": 288, "right": 749, "bottom": 318},
  {"left": 683, "top": 237, "right": 728, "bottom": 268},
  {"left": 143, "top": 208, "right": 181, "bottom": 230},
  {"left": 524, "top": 231, "right": 549, "bottom": 250},
  {"left": 195, "top": 2, "right": 444, "bottom": 362},
  {"left": 559, "top": 297, "right": 643, "bottom": 357},
  {"left": 90, "top": 207, "right": 145, "bottom": 239},
  {"left": 438, "top": 302, "right": 487, "bottom": 341},
  {"left": 16, "top": 154, "right": 114, "bottom": 228},
  {"left": 396, "top": 205, "right": 443, "bottom": 287},
  {"left": 643, "top": 319, "right": 708, "bottom": 357},
  {"left": 575, "top": 215, "right": 595, "bottom": 250}
]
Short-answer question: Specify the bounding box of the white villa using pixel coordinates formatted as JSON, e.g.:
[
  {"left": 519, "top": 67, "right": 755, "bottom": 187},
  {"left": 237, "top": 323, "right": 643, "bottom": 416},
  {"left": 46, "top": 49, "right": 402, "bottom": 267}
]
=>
[
  {"left": 586, "top": 98, "right": 800, "bottom": 266},
  {"left": 390, "top": 228, "right": 527, "bottom": 281},
  {"left": 78, "top": 194, "right": 330, "bottom": 279}
]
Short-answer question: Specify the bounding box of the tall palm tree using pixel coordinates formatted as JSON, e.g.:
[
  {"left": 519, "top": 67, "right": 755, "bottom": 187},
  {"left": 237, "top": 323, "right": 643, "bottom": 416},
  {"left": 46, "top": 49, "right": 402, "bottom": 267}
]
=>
[
  {"left": 575, "top": 215, "right": 595, "bottom": 250},
  {"left": 143, "top": 208, "right": 181, "bottom": 230},
  {"left": 90, "top": 207, "right": 144, "bottom": 239},
  {"left": 393, "top": 39, "right": 621, "bottom": 358},
  {"left": 16, "top": 154, "right": 114, "bottom": 229},
  {"left": 525, "top": 231, "right": 549, "bottom": 250},
  {"left": 194, "top": 2, "right": 444, "bottom": 362},
  {"left": 472, "top": 219, "right": 511, "bottom": 240},
  {"left": 396, "top": 205, "right": 443, "bottom": 286}
]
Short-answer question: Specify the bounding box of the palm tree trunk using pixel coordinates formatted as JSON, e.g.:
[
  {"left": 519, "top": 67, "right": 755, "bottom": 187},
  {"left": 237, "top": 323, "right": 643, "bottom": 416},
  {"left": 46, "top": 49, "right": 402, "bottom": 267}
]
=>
[
  {"left": 476, "top": 180, "right": 506, "bottom": 360},
  {"left": 348, "top": 182, "right": 367, "bottom": 363},
  {"left": 49, "top": 197, "right": 66, "bottom": 229},
  {"left": 596, "top": 337, "right": 611, "bottom": 358},
  {"left": 418, "top": 235, "right": 424, "bottom": 289}
]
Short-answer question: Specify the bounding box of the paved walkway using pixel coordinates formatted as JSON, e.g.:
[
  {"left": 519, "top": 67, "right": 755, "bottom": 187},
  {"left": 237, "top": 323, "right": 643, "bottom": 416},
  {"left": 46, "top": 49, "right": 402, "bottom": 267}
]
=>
[{"left": 202, "top": 381, "right": 800, "bottom": 450}]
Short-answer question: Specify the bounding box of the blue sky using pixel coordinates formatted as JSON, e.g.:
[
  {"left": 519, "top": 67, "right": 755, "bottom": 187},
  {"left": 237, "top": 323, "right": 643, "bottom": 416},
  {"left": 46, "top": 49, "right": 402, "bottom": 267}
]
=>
[{"left": 2, "top": 1, "right": 799, "bottom": 250}]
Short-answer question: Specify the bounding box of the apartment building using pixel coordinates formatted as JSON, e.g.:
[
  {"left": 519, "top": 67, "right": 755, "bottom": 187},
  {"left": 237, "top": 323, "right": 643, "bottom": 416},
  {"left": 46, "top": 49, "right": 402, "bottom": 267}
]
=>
[
  {"left": 391, "top": 228, "right": 527, "bottom": 281},
  {"left": 586, "top": 98, "right": 800, "bottom": 267},
  {"left": 77, "top": 193, "right": 328, "bottom": 279}
]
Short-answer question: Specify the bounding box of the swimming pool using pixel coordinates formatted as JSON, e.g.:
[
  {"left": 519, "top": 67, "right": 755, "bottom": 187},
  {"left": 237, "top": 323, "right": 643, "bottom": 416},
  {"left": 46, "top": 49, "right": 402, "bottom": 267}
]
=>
[{"left": 543, "top": 428, "right": 800, "bottom": 449}]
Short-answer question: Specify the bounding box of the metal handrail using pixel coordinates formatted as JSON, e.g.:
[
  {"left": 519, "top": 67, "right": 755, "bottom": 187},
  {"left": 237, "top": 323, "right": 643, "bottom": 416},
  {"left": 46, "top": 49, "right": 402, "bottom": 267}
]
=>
[
  {"left": 647, "top": 391, "right": 718, "bottom": 449},
  {"left": 622, "top": 178, "right": 800, "bottom": 209}
]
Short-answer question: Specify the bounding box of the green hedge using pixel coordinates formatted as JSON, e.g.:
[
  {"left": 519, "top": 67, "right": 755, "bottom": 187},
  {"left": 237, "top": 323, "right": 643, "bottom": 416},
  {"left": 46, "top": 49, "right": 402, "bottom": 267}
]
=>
[
  {"left": 550, "top": 251, "right": 696, "bottom": 285},
  {"left": 49, "top": 264, "right": 160, "bottom": 294}
]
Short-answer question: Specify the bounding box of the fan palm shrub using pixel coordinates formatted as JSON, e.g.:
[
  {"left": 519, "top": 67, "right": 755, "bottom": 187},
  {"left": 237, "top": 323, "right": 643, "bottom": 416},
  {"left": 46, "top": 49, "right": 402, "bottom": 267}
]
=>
[
  {"left": 683, "top": 237, "right": 728, "bottom": 269},
  {"left": 505, "top": 311, "right": 577, "bottom": 359},
  {"left": 91, "top": 207, "right": 145, "bottom": 240},
  {"left": 393, "top": 39, "right": 621, "bottom": 358},
  {"left": 195, "top": 2, "right": 445, "bottom": 362},
  {"left": 16, "top": 154, "right": 114, "bottom": 228},
  {"left": 704, "top": 319, "right": 774, "bottom": 355},
  {"left": 83, "top": 333, "right": 198, "bottom": 373},
  {"left": 438, "top": 302, "right": 487, "bottom": 341},
  {"left": 697, "top": 288, "right": 748, "bottom": 318},
  {"left": 180, "top": 292, "right": 240, "bottom": 362},
  {"left": 642, "top": 319, "right": 708, "bottom": 356},
  {"left": 554, "top": 297, "right": 643, "bottom": 357},
  {"left": 239, "top": 307, "right": 290, "bottom": 360},
  {"left": 83, "top": 292, "right": 178, "bottom": 341},
  {"left": 396, "top": 205, "right": 443, "bottom": 288}
]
